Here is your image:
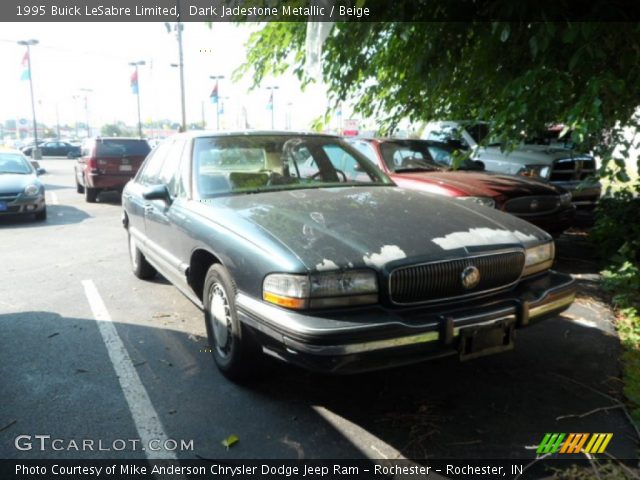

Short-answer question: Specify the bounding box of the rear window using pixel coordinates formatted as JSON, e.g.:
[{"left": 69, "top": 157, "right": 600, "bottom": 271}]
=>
[{"left": 95, "top": 140, "right": 150, "bottom": 157}]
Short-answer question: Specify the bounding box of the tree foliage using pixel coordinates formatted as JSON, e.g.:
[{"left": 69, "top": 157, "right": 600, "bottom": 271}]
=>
[{"left": 239, "top": 3, "right": 640, "bottom": 189}]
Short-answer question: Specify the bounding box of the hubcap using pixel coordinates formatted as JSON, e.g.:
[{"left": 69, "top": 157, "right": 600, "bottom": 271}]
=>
[{"left": 209, "top": 282, "right": 232, "bottom": 356}]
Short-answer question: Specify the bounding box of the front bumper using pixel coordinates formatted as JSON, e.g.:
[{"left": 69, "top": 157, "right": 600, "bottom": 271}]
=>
[
  {"left": 0, "top": 194, "right": 45, "bottom": 216},
  {"left": 236, "top": 270, "right": 576, "bottom": 373},
  {"left": 514, "top": 204, "right": 576, "bottom": 234},
  {"left": 553, "top": 181, "right": 601, "bottom": 209}
]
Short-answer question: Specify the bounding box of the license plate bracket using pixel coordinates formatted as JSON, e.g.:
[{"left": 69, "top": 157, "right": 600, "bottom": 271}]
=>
[{"left": 458, "top": 320, "right": 514, "bottom": 361}]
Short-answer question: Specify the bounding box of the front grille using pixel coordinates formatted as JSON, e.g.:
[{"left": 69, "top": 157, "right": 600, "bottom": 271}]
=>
[
  {"left": 0, "top": 192, "right": 21, "bottom": 202},
  {"left": 504, "top": 196, "right": 560, "bottom": 215},
  {"left": 549, "top": 157, "right": 596, "bottom": 182},
  {"left": 389, "top": 251, "right": 525, "bottom": 305}
]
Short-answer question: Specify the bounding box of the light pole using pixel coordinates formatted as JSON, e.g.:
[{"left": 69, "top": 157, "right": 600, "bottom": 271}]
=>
[
  {"left": 166, "top": 17, "right": 186, "bottom": 132},
  {"left": 80, "top": 88, "right": 93, "bottom": 137},
  {"left": 18, "top": 39, "right": 40, "bottom": 159},
  {"left": 266, "top": 86, "right": 279, "bottom": 130},
  {"left": 129, "top": 61, "right": 145, "bottom": 138},
  {"left": 210, "top": 75, "right": 224, "bottom": 130}
]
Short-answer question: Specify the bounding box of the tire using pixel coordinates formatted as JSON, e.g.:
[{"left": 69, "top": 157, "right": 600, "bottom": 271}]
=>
[
  {"left": 203, "top": 264, "right": 261, "bottom": 381},
  {"left": 34, "top": 207, "right": 47, "bottom": 221},
  {"left": 85, "top": 184, "right": 98, "bottom": 203},
  {"left": 76, "top": 180, "right": 85, "bottom": 194},
  {"left": 128, "top": 231, "right": 157, "bottom": 279}
]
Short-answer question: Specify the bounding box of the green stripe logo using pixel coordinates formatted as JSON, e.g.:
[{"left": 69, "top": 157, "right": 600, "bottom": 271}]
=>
[{"left": 536, "top": 433, "right": 566, "bottom": 454}]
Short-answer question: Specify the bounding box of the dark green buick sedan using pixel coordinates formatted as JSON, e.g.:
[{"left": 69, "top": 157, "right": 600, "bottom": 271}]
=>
[{"left": 122, "top": 132, "right": 575, "bottom": 380}]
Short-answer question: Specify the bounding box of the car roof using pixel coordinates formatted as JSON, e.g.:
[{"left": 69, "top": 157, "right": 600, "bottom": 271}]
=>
[{"left": 172, "top": 130, "right": 341, "bottom": 140}]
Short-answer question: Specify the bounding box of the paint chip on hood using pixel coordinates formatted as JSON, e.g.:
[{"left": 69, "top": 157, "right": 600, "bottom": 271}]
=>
[
  {"left": 431, "top": 227, "right": 537, "bottom": 250},
  {"left": 363, "top": 245, "right": 407, "bottom": 268},
  {"left": 316, "top": 259, "right": 339, "bottom": 271}
]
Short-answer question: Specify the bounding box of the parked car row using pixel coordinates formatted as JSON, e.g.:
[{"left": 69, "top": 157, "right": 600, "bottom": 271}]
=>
[
  {"left": 121, "top": 131, "right": 576, "bottom": 381},
  {"left": 423, "top": 121, "right": 602, "bottom": 209}
]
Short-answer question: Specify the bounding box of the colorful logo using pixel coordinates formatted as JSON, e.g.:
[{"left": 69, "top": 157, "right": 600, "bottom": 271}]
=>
[{"left": 536, "top": 433, "right": 613, "bottom": 454}]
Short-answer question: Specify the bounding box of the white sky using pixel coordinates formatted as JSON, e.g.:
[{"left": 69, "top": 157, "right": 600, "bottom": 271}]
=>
[{"left": 0, "top": 22, "right": 335, "bottom": 134}]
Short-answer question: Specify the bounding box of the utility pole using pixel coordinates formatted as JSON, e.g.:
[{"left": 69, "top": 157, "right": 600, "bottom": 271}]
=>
[
  {"left": 80, "top": 88, "right": 93, "bottom": 137},
  {"left": 18, "top": 39, "right": 40, "bottom": 159}
]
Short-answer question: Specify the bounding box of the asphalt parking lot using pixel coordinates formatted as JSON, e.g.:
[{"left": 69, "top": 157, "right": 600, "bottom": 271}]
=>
[{"left": 1, "top": 158, "right": 638, "bottom": 464}]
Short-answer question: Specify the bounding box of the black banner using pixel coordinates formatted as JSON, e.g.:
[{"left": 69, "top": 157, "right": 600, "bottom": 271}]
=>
[
  {"left": 2, "top": 459, "right": 640, "bottom": 480},
  {"left": 2, "top": 0, "right": 640, "bottom": 22}
]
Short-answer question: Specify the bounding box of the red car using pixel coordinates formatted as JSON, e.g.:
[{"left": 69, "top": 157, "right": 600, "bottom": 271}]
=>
[
  {"left": 75, "top": 137, "right": 151, "bottom": 203},
  {"left": 349, "top": 138, "right": 575, "bottom": 234}
]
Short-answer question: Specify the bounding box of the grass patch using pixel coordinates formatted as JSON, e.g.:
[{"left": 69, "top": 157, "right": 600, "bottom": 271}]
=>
[{"left": 602, "top": 261, "right": 640, "bottom": 425}]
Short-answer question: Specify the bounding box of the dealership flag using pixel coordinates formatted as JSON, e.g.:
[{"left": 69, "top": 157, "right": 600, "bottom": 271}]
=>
[
  {"left": 267, "top": 91, "right": 273, "bottom": 111},
  {"left": 130, "top": 69, "right": 138, "bottom": 94},
  {"left": 20, "top": 50, "right": 30, "bottom": 80},
  {"left": 210, "top": 81, "right": 219, "bottom": 104}
]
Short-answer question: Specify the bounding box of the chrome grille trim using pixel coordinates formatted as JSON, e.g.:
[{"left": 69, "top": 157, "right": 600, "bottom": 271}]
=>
[{"left": 388, "top": 250, "right": 525, "bottom": 305}]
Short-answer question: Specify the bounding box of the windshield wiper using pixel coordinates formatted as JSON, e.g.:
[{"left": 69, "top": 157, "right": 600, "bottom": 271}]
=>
[{"left": 393, "top": 166, "right": 440, "bottom": 173}]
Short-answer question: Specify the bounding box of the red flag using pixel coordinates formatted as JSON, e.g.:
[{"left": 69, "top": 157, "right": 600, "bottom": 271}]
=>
[
  {"left": 20, "top": 50, "right": 30, "bottom": 80},
  {"left": 130, "top": 69, "right": 138, "bottom": 94},
  {"left": 210, "top": 81, "right": 219, "bottom": 104}
]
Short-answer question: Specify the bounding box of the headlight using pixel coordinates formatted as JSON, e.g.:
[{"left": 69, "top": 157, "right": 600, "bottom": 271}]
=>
[
  {"left": 23, "top": 184, "right": 40, "bottom": 196},
  {"left": 263, "top": 270, "right": 378, "bottom": 309},
  {"left": 457, "top": 196, "right": 496, "bottom": 208},
  {"left": 518, "top": 165, "right": 551, "bottom": 179},
  {"left": 559, "top": 192, "right": 572, "bottom": 206},
  {"left": 523, "top": 241, "right": 555, "bottom": 277}
]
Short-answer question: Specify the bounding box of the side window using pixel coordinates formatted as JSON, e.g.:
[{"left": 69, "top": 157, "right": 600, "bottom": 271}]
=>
[
  {"left": 158, "top": 140, "right": 186, "bottom": 196},
  {"left": 350, "top": 141, "right": 378, "bottom": 165},
  {"left": 137, "top": 140, "right": 172, "bottom": 186},
  {"left": 322, "top": 144, "right": 369, "bottom": 182}
]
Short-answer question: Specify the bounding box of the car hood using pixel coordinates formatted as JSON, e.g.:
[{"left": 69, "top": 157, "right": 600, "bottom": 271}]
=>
[
  {"left": 392, "top": 171, "right": 561, "bottom": 199},
  {"left": 203, "top": 186, "right": 549, "bottom": 272},
  {"left": 0, "top": 173, "right": 39, "bottom": 193},
  {"left": 477, "top": 145, "right": 587, "bottom": 164}
]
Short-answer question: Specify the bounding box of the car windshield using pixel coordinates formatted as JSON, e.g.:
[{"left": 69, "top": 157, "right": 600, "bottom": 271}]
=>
[
  {"left": 378, "top": 141, "right": 444, "bottom": 173},
  {"left": 0, "top": 153, "right": 33, "bottom": 174},
  {"left": 193, "top": 135, "right": 392, "bottom": 198}
]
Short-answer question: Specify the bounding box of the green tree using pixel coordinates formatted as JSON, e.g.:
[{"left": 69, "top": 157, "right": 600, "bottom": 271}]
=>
[{"left": 239, "top": 6, "right": 640, "bottom": 188}]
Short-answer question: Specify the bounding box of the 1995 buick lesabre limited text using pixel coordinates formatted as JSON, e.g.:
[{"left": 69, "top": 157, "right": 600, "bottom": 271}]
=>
[{"left": 121, "top": 132, "right": 576, "bottom": 380}]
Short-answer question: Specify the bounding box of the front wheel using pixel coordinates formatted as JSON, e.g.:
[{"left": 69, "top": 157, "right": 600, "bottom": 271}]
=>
[
  {"left": 203, "top": 264, "right": 260, "bottom": 381},
  {"left": 128, "top": 231, "right": 157, "bottom": 279}
]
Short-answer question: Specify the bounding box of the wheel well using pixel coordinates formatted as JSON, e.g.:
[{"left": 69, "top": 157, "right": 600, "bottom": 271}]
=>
[{"left": 188, "top": 249, "right": 221, "bottom": 301}]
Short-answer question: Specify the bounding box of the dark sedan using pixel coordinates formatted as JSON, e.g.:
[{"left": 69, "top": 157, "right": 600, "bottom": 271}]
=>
[
  {"left": 0, "top": 148, "right": 46, "bottom": 220},
  {"left": 22, "top": 140, "right": 81, "bottom": 158},
  {"left": 349, "top": 138, "right": 575, "bottom": 234},
  {"left": 122, "top": 132, "right": 575, "bottom": 380}
]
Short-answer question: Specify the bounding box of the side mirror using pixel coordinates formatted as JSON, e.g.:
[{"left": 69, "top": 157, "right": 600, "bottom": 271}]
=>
[
  {"left": 36, "top": 168, "right": 46, "bottom": 175},
  {"left": 142, "top": 184, "right": 171, "bottom": 203}
]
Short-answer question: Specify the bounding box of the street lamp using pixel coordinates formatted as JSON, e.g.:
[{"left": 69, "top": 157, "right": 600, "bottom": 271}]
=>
[
  {"left": 266, "top": 86, "right": 279, "bottom": 130},
  {"left": 166, "top": 17, "right": 186, "bottom": 132},
  {"left": 129, "top": 61, "right": 146, "bottom": 138},
  {"left": 210, "top": 75, "right": 224, "bottom": 130},
  {"left": 80, "top": 88, "right": 93, "bottom": 137},
  {"left": 18, "top": 39, "right": 40, "bottom": 159}
]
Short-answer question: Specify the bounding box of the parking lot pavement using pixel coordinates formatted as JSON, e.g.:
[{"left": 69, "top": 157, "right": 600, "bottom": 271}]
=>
[{"left": 1, "top": 158, "right": 638, "bottom": 463}]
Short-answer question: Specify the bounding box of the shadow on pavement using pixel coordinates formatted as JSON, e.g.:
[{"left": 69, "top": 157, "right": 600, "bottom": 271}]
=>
[
  {"left": 1, "top": 310, "right": 637, "bottom": 464},
  {"left": 0, "top": 204, "right": 90, "bottom": 229}
]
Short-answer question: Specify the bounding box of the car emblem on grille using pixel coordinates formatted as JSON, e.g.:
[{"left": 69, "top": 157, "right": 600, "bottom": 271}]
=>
[
  {"left": 530, "top": 199, "right": 539, "bottom": 211},
  {"left": 461, "top": 266, "right": 481, "bottom": 289}
]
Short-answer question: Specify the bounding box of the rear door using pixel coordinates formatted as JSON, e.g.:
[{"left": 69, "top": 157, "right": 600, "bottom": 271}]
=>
[{"left": 95, "top": 139, "right": 150, "bottom": 178}]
